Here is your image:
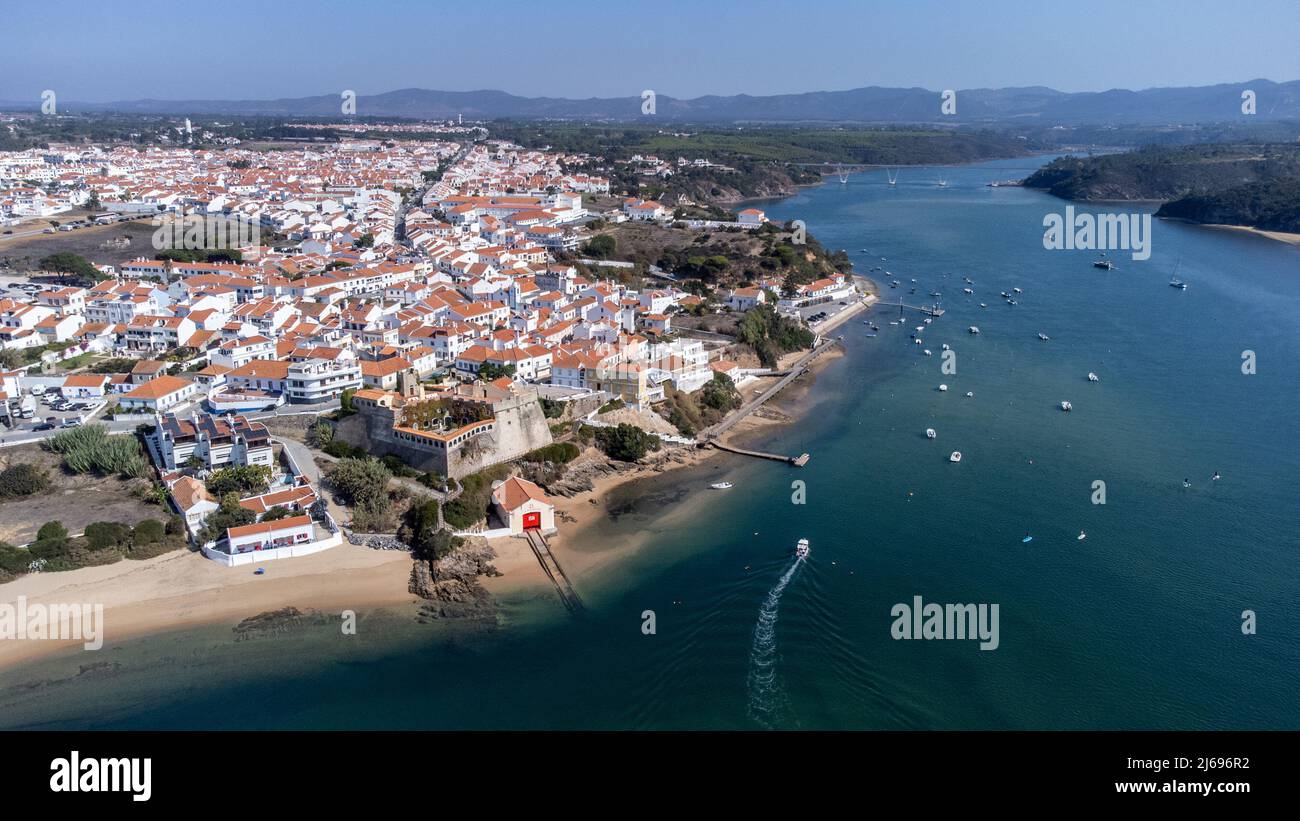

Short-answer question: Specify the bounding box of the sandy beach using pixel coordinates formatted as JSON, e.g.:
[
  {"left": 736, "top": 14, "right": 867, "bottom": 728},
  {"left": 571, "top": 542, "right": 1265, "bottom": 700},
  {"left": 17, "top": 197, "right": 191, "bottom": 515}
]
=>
[{"left": 1203, "top": 224, "right": 1300, "bottom": 246}]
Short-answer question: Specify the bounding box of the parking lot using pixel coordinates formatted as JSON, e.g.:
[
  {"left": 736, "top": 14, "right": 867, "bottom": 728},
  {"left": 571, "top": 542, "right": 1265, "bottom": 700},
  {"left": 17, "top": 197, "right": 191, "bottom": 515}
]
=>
[{"left": 4, "top": 387, "right": 107, "bottom": 434}]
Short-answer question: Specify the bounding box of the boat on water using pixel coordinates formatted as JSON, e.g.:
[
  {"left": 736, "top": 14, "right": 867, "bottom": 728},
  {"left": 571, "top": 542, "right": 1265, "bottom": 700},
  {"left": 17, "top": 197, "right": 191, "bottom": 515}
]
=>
[
  {"left": 968, "top": 326, "right": 981, "bottom": 334},
  {"left": 1078, "top": 531, "right": 1087, "bottom": 540},
  {"left": 963, "top": 288, "right": 973, "bottom": 294},
  {"left": 206, "top": 388, "right": 286, "bottom": 414},
  {"left": 979, "top": 303, "right": 987, "bottom": 308},
  {"left": 1094, "top": 260, "right": 1115, "bottom": 270},
  {"left": 1013, "top": 287, "right": 1022, "bottom": 294},
  {"left": 1038, "top": 332, "right": 1051, "bottom": 341},
  {"left": 710, "top": 482, "right": 733, "bottom": 490},
  {"left": 1170, "top": 278, "right": 1188, "bottom": 289},
  {"left": 999, "top": 291, "right": 1009, "bottom": 298},
  {"left": 1060, "top": 401, "right": 1073, "bottom": 412},
  {"left": 926, "top": 428, "right": 937, "bottom": 439},
  {"left": 949, "top": 451, "right": 962, "bottom": 463},
  {"left": 795, "top": 538, "right": 810, "bottom": 559},
  {"left": 939, "top": 384, "right": 949, "bottom": 391},
  {"left": 941, "top": 343, "right": 950, "bottom": 350},
  {"left": 1088, "top": 372, "right": 1100, "bottom": 382},
  {"left": 923, "top": 349, "right": 933, "bottom": 356},
  {"left": 965, "top": 391, "right": 974, "bottom": 397},
  {"left": 1007, "top": 298, "right": 1018, "bottom": 305}
]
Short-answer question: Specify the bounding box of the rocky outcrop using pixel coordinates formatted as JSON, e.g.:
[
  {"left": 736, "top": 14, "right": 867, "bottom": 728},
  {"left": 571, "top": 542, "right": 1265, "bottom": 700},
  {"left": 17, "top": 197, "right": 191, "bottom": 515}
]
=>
[
  {"left": 408, "top": 537, "right": 500, "bottom": 620},
  {"left": 545, "top": 448, "right": 696, "bottom": 497},
  {"left": 232, "top": 606, "right": 331, "bottom": 641}
]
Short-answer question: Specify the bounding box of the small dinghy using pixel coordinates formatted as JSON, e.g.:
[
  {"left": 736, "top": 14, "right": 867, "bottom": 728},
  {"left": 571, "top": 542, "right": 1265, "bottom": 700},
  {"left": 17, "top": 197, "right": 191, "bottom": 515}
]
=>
[
  {"left": 949, "top": 451, "right": 962, "bottom": 463},
  {"left": 926, "top": 428, "right": 937, "bottom": 439}
]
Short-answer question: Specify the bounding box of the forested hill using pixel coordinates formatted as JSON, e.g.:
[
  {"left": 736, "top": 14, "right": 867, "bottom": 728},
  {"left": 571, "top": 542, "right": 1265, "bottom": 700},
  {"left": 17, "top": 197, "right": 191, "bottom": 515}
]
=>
[
  {"left": 1155, "top": 177, "right": 1300, "bottom": 233},
  {"left": 1022, "top": 144, "right": 1300, "bottom": 232}
]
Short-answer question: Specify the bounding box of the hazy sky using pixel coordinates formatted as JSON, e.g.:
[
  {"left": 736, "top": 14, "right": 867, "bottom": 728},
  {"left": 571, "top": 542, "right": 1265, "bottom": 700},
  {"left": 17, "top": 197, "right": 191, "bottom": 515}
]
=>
[{"left": 2, "top": 0, "right": 1298, "bottom": 102}]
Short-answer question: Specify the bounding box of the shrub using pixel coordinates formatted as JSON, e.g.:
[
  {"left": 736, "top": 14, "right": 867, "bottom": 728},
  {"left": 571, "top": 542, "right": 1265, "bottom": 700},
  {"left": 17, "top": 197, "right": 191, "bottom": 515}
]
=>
[
  {"left": 400, "top": 498, "right": 456, "bottom": 560},
  {"left": 84, "top": 521, "right": 132, "bottom": 552},
  {"left": 133, "top": 518, "right": 165, "bottom": 545},
  {"left": 198, "top": 493, "right": 257, "bottom": 544},
  {"left": 594, "top": 423, "right": 661, "bottom": 462},
  {"left": 0, "top": 463, "right": 50, "bottom": 498},
  {"left": 0, "top": 542, "right": 29, "bottom": 578},
  {"left": 36, "top": 521, "right": 68, "bottom": 542},
  {"left": 45, "top": 424, "right": 146, "bottom": 478},
  {"left": 324, "top": 439, "right": 368, "bottom": 459},
  {"left": 205, "top": 464, "right": 272, "bottom": 497},
  {"left": 538, "top": 397, "right": 565, "bottom": 419},
  {"left": 260, "top": 506, "right": 295, "bottom": 522},
  {"left": 307, "top": 420, "right": 334, "bottom": 448},
  {"left": 442, "top": 465, "right": 509, "bottom": 530},
  {"left": 328, "top": 457, "right": 392, "bottom": 523},
  {"left": 521, "top": 442, "right": 580, "bottom": 465},
  {"left": 381, "top": 453, "right": 421, "bottom": 478}
]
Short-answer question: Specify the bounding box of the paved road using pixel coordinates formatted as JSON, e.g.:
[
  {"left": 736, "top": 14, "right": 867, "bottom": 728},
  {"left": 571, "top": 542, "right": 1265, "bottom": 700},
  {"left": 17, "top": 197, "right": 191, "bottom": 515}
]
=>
[{"left": 0, "top": 397, "right": 339, "bottom": 449}]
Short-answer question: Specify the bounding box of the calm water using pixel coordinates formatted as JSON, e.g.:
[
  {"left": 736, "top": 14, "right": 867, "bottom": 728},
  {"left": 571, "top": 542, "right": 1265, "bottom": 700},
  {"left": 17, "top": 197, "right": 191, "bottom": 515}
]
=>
[{"left": 4, "top": 157, "right": 1299, "bottom": 729}]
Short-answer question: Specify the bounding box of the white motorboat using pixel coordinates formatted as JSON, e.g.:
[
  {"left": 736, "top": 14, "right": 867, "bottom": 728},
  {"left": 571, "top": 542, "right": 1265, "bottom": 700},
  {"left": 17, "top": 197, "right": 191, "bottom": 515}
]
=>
[
  {"left": 968, "top": 326, "right": 981, "bottom": 334},
  {"left": 926, "top": 428, "right": 937, "bottom": 439},
  {"left": 795, "top": 538, "right": 810, "bottom": 559},
  {"left": 963, "top": 288, "right": 973, "bottom": 294},
  {"left": 710, "top": 482, "right": 733, "bottom": 490},
  {"left": 1087, "top": 372, "right": 1099, "bottom": 382},
  {"left": 1060, "top": 401, "right": 1073, "bottom": 412},
  {"left": 941, "top": 343, "right": 950, "bottom": 350},
  {"left": 1038, "top": 333, "right": 1050, "bottom": 341},
  {"left": 939, "top": 384, "right": 949, "bottom": 392},
  {"left": 965, "top": 391, "right": 974, "bottom": 397},
  {"left": 949, "top": 451, "right": 962, "bottom": 463},
  {"left": 1013, "top": 287, "right": 1022, "bottom": 294},
  {"left": 979, "top": 303, "right": 988, "bottom": 308}
]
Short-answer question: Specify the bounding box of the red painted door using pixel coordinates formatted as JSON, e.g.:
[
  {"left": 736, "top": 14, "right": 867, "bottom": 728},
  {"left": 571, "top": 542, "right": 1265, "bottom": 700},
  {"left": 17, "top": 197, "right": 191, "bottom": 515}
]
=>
[{"left": 523, "top": 512, "right": 541, "bottom": 530}]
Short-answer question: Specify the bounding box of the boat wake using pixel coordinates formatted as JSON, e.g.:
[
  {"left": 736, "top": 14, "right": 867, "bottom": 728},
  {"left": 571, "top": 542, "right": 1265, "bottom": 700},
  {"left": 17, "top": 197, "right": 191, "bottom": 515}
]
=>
[{"left": 746, "top": 554, "right": 805, "bottom": 728}]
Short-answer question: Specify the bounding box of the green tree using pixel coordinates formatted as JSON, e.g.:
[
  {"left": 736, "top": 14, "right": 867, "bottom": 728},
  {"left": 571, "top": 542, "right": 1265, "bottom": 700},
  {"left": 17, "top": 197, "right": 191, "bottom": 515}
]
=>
[
  {"left": 594, "top": 423, "right": 661, "bottom": 462},
  {"left": 583, "top": 234, "right": 616, "bottom": 259},
  {"left": 39, "top": 252, "right": 103, "bottom": 284},
  {"left": 205, "top": 464, "right": 273, "bottom": 497}
]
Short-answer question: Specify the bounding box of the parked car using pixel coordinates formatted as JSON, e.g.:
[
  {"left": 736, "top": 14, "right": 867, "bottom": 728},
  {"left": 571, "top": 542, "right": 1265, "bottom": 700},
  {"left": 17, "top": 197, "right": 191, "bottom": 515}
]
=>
[{"left": 32, "top": 422, "right": 55, "bottom": 431}]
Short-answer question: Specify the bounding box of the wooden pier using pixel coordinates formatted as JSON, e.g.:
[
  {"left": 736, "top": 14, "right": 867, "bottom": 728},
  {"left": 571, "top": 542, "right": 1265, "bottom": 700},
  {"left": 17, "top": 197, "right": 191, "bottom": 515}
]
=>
[
  {"left": 707, "top": 440, "right": 810, "bottom": 466},
  {"left": 696, "top": 339, "right": 841, "bottom": 466},
  {"left": 524, "top": 529, "right": 585, "bottom": 614},
  {"left": 886, "top": 298, "right": 945, "bottom": 317}
]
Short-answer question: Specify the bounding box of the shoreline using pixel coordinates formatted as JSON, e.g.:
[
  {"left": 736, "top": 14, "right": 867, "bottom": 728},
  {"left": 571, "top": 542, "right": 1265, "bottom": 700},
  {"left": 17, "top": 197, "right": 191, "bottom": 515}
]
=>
[{"left": 0, "top": 278, "right": 869, "bottom": 679}]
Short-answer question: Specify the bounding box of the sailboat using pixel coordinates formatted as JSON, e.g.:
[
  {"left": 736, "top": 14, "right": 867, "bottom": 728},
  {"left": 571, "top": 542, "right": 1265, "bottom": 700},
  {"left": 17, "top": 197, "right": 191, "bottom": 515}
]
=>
[
  {"left": 1169, "top": 256, "right": 1187, "bottom": 289},
  {"left": 836, "top": 165, "right": 849, "bottom": 184},
  {"left": 937, "top": 174, "right": 949, "bottom": 188},
  {"left": 887, "top": 167, "right": 899, "bottom": 186}
]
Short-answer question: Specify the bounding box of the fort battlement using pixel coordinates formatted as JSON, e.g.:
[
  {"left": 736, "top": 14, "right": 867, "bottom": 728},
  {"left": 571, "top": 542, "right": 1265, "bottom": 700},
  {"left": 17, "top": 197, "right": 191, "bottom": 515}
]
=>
[{"left": 338, "top": 382, "right": 553, "bottom": 479}]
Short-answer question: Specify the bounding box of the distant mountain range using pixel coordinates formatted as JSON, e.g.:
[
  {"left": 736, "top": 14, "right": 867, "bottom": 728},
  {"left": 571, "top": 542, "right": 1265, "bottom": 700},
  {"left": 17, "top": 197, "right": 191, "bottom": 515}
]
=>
[{"left": 4, "top": 80, "right": 1300, "bottom": 124}]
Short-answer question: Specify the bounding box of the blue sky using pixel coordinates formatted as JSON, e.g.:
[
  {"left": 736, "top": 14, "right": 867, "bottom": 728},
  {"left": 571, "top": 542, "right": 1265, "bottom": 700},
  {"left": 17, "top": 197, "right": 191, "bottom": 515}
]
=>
[{"left": 2, "top": 0, "right": 1298, "bottom": 102}]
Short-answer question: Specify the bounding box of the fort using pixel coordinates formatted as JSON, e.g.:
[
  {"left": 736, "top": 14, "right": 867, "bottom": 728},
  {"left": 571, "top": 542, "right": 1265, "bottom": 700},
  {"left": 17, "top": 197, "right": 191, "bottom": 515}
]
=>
[{"left": 336, "top": 376, "right": 554, "bottom": 479}]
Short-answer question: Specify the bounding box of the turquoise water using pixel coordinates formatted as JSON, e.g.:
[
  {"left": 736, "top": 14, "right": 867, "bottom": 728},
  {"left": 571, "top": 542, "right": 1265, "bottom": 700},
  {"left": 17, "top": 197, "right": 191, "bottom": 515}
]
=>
[{"left": 3, "top": 156, "right": 1298, "bottom": 729}]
